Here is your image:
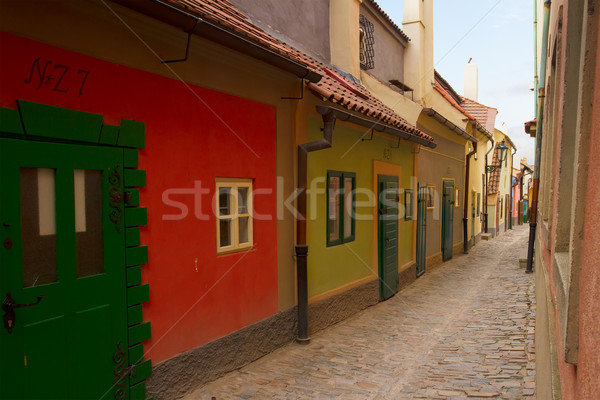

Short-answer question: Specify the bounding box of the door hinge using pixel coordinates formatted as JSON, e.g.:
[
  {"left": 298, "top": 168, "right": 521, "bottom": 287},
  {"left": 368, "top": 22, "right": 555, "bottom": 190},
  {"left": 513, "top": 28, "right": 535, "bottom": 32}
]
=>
[
  {"left": 108, "top": 166, "right": 131, "bottom": 232},
  {"left": 111, "top": 191, "right": 131, "bottom": 205}
]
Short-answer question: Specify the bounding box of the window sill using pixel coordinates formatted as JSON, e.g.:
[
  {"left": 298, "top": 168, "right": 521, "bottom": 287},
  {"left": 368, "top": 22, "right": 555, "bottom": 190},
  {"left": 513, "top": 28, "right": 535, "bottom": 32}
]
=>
[{"left": 217, "top": 245, "right": 254, "bottom": 256}]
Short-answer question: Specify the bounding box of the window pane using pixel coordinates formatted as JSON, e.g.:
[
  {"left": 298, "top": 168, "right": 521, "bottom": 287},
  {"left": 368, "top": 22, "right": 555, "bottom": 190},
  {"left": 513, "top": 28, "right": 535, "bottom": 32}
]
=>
[
  {"left": 239, "top": 216, "right": 250, "bottom": 244},
  {"left": 75, "top": 170, "right": 104, "bottom": 278},
  {"left": 219, "top": 219, "right": 232, "bottom": 247},
  {"left": 219, "top": 187, "right": 231, "bottom": 216},
  {"left": 238, "top": 187, "right": 248, "bottom": 214},
  {"left": 343, "top": 177, "right": 353, "bottom": 239},
  {"left": 328, "top": 176, "right": 340, "bottom": 242},
  {"left": 21, "top": 168, "right": 57, "bottom": 288}
]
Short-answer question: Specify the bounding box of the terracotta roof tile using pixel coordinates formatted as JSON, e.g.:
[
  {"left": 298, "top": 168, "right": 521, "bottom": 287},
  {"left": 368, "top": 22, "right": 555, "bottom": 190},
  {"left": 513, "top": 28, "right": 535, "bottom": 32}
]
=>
[
  {"left": 460, "top": 96, "right": 498, "bottom": 129},
  {"left": 160, "top": 0, "right": 433, "bottom": 143}
]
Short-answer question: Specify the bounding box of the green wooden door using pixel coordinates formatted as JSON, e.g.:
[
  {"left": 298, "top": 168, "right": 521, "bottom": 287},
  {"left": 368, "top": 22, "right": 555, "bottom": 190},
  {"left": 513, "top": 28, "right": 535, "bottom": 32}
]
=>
[
  {"left": 441, "top": 180, "right": 454, "bottom": 261},
  {"left": 416, "top": 183, "right": 426, "bottom": 277},
  {"left": 378, "top": 175, "right": 398, "bottom": 300},
  {"left": 471, "top": 192, "right": 476, "bottom": 247},
  {"left": 0, "top": 138, "right": 128, "bottom": 399}
]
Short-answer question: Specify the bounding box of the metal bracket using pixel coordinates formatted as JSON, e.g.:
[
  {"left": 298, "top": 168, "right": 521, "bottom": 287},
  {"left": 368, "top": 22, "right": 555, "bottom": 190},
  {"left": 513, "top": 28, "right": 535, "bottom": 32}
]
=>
[
  {"left": 391, "top": 137, "right": 402, "bottom": 148},
  {"left": 281, "top": 79, "right": 305, "bottom": 100},
  {"left": 108, "top": 166, "right": 130, "bottom": 232},
  {"left": 161, "top": 32, "right": 193, "bottom": 64}
]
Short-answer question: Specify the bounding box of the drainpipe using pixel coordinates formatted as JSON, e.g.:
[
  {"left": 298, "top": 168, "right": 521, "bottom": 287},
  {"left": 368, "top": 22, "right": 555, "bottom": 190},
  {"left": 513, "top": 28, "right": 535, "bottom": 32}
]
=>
[
  {"left": 509, "top": 148, "right": 516, "bottom": 229},
  {"left": 484, "top": 138, "right": 495, "bottom": 233},
  {"left": 296, "top": 111, "right": 334, "bottom": 344},
  {"left": 533, "top": 0, "right": 539, "bottom": 113},
  {"left": 463, "top": 120, "right": 477, "bottom": 253},
  {"left": 526, "top": 0, "right": 551, "bottom": 274}
]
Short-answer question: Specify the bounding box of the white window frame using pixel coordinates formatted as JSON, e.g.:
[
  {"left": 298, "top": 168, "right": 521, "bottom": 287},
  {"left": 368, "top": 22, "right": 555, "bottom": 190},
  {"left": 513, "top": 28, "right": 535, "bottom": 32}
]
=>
[{"left": 216, "top": 178, "right": 253, "bottom": 254}]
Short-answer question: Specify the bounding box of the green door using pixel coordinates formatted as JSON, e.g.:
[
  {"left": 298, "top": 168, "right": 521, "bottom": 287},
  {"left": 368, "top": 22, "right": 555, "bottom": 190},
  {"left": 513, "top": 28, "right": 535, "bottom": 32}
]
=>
[
  {"left": 471, "top": 192, "right": 476, "bottom": 247},
  {"left": 378, "top": 175, "right": 398, "bottom": 300},
  {"left": 441, "top": 180, "right": 454, "bottom": 261},
  {"left": 416, "top": 183, "right": 426, "bottom": 277},
  {"left": 0, "top": 138, "right": 128, "bottom": 399}
]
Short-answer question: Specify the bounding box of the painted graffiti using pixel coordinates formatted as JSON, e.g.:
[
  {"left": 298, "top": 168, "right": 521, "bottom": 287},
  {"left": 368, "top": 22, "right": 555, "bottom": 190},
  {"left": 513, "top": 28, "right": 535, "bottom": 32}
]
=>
[{"left": 24, "top": 57, "right": 89, "bottom": 96}]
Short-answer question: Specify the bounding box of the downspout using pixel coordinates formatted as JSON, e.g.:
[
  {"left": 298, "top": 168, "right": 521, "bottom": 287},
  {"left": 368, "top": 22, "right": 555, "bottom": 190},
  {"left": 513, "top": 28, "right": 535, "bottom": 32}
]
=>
[
  {"left": 509, "top": 148, "right": 517, "bottom": 229},
  {"left": 463, "top": 120, "right": 477, "bottom": 253},
  {"left": 295, "top": 110, "right": 335, "bottom": 343},
  {"left": 533, "top": 0, "right": 539, "bottom": 113},
  {"left": 484, "top": 138, "right": 495, "bottom": 233},
  {"left": 526, "top": 0, "right": 551, "bottom": 273}
]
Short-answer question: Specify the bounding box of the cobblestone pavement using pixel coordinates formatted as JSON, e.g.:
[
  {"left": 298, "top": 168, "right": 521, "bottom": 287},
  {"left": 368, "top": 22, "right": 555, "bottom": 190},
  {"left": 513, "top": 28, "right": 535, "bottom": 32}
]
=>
[{"left": 183, "top": 225, "right": 535, "bottom": 400}]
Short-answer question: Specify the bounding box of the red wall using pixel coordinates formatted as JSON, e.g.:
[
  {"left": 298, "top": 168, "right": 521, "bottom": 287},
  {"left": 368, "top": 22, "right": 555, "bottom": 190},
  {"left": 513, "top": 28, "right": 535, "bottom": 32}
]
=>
[{"left": 0, "top": 32, "right": 279, "bottom": 363}]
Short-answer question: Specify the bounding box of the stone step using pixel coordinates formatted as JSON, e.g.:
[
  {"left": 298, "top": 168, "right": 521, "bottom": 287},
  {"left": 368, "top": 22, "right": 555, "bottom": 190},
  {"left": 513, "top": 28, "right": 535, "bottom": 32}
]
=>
[{"left": 481, "top": 233, "right": 492, "bottom": 241}]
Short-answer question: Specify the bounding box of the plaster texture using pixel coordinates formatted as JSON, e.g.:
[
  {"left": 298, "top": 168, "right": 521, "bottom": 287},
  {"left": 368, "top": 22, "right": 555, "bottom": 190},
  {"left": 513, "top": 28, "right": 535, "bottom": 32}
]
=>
[{"left": 230, "top": 0, "right": 330, "bottom": 64}]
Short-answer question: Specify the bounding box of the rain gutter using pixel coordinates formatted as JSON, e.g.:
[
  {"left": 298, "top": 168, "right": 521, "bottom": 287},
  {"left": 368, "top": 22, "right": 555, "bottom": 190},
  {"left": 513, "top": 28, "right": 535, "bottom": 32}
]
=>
[
  {"left": 526, "top": 0, "right": 551, "bottom": 273},
  {"left": 423, "top": 108, "right": 478, "bottom": 142},
  {"left": 111, "top": 0, "right": 322, "bottom": 83}
]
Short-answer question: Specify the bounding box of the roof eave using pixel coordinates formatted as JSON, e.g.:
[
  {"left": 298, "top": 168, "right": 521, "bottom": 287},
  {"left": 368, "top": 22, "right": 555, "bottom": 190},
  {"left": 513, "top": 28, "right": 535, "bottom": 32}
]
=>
[
  {"left": 112, "top": 0, "right": 322, "bottom": 83},
  {"left": 317, "top": 106, "right": 436, "bottom": 148},
  {"left": 423, "top": 108, "right": 477, "bottom": 143}
]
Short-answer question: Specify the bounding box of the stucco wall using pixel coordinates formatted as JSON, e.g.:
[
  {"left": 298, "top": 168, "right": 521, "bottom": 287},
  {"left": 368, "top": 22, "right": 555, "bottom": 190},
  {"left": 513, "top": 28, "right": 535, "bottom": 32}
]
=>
[
  {"left": 0, "top": 0, "right": 303, "bottom": 363},
  {"left": 360, "top": 7, "right": 406, "bottom": 84},
  {"left": 416, "top": 117, "right": 466, "bottom": 259},
  {"left": 305, "top": 114, "right": 416, "bottom": 299},
  {"left": 230, "top": 0, "right": 331, "bottom": 64}
]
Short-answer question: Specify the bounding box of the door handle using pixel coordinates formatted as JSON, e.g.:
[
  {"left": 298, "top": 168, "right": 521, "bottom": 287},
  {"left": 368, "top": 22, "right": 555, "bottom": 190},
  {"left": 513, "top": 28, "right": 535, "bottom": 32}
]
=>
[{"left": 2, "top": 292, "right": 45, "bottom": 334}]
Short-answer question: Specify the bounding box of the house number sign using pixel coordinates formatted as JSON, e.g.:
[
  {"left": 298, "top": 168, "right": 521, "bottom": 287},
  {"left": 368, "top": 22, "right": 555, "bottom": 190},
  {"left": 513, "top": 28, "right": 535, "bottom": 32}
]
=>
[{"left": 24, "top": 57, "right": 90, "bottom": 97}]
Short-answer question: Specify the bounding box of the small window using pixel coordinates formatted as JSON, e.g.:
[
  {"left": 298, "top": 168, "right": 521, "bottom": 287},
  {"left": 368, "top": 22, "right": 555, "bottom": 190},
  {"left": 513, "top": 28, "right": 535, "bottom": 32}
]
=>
[
  {"left": 404, "top": 189, "right": 414, "bottom": 220},
  {"left": 359, "top": 15, "right": 375, "bottom": 70},
  {"left": 454, "top": 188, "right": 460, "bottom": 208},
  {"left": 216, "top": 179, "right": 253, "bottom": 254},
  {"left": 327, "top": 171, "right": 355, "bottom": 246},
  {"left": 426, "top": 185, "right": 436, "bottom": 210}
]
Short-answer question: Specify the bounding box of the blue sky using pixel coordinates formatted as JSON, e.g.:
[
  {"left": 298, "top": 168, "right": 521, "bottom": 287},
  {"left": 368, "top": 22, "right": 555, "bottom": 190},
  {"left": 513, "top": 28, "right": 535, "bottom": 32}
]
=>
[{"left": 377, "top": 0, "right": 536, "bottom": 166}]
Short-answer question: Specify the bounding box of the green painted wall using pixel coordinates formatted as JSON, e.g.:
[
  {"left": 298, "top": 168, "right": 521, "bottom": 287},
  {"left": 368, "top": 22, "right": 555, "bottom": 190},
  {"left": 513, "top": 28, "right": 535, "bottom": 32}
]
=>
[{"left": 306, "top": 116, "right": 414, "bottom": 298}]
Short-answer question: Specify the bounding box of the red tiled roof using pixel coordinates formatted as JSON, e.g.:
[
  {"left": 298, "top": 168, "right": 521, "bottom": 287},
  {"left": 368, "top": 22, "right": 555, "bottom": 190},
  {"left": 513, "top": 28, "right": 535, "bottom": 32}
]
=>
[
  {"left": 433, "top": 71, "right": 473, "bottom": 118},
  {"left": 157, "top": 0, "right": 433, "bottom": 143},
  {"left": 306, "top": 67, "right": 429, "bottom": 139},
  {"left": 363, "top": 0, "right": 411, "bottom": 42},
  {"left": 461, "top": 96, "right": 498, "bottom": 129},
  {"left": 524, "top": 118, "right": 537, "bottom": 135}
]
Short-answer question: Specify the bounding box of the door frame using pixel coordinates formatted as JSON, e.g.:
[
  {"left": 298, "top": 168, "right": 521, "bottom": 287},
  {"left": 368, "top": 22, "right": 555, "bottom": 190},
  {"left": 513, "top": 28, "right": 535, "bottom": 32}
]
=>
[
  {"left": 441, "top": 179, "right": 454, "bottom": 261},
  {"left": 471, "top": 190, "right": 476, "bottom": 246},
  {"left": 0, "top": 100, "right": 151, "bottom": 398},
  {"left": 377, "top": 174, "right": 399, "bottom": 300}
]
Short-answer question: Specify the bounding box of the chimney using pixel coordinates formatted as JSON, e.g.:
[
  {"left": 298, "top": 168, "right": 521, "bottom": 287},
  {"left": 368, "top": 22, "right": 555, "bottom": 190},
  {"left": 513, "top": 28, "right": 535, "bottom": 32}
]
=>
[
  {"left": 329, "top": 0, "right": 361, "bottom": 78},
  {"left": 464, "top": 59, "right": 478, "bottom": 101},
  {"left": 402, "top": 0, "right": 434, "bottom": 102}
]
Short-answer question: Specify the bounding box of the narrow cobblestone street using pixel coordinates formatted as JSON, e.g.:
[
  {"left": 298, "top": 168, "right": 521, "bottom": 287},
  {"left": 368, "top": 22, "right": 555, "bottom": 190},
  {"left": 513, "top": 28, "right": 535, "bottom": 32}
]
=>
[{"left": 183, "top": 225, "right": 535, "bottom": 400}]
